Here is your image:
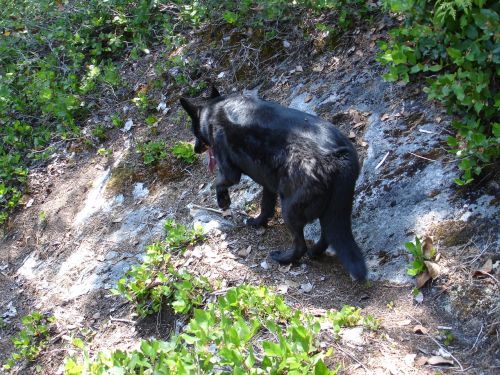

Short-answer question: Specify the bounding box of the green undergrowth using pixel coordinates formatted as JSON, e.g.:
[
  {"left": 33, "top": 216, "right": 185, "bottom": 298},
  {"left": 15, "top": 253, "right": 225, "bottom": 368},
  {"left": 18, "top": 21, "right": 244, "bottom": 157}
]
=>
[
  {"left": 112, "top": 220, "right": 206, "bottom": 317},
  {"left": 65, "top": 219, "right": 379, "bottom": 374},
  {"left": 0, "top": 0, "right": 375, "bottom": 225},
  {"left": 66, "top": 285, "right": 379, "bottom": 374},
  {"left": 2, "top": 312, "right": 56, "bottom": 371},
  {"left": 379, "top": 0, "right": 499, "bottom": 184}
]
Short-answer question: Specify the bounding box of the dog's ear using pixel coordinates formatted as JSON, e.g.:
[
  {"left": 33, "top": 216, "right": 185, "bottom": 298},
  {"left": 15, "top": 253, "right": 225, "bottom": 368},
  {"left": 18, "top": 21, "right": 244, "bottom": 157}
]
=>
[
  {"left": 209, "top": 85, "right": 221, "bottom": 98},
  {"left": 179, "top": 97, "right": 199, "bottom": 119}
]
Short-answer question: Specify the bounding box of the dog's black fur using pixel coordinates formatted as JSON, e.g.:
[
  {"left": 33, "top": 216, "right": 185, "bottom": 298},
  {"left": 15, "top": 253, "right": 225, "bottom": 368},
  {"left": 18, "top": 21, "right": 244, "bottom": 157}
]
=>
[{"left": 180, "top": 87, "right": 367, "bottom": 280}]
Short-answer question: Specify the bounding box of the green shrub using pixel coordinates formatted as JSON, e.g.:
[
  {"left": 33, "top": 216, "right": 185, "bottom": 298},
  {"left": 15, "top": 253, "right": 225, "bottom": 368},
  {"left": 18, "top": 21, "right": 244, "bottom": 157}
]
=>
[
  {"left": 112, "top": 221, "right": 206, "bottom": 317},
  {"left": 66, "top": 286, "right": 354, "bottom": 374},
  {"left": 2, "top": 312, "right": 56, "bottom": 371},
  {"left": 379, "top": 0, "right": 499, "bottom": 184},
  {"left": 136, "top": 140, "right": 168, "bottom": 165},
  {"left": 171, "top": 141, "right": 197, "bottom": 164}
]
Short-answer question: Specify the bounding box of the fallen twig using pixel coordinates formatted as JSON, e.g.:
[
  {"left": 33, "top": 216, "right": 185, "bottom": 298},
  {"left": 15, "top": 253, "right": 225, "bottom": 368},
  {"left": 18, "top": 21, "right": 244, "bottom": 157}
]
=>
[
  {"left": 333, "top": 343, "right": 372, "bottom": 373},
  {"left": 109, "top": 316, "right": 136, "bottom": 325},
  {"left": 409, "top": 152, "right": 436, "bottom": 162},
  {"left": 375, "top": 151, "right": 390, "bottom": 170},
  {"left": 190, "top": 204, "right": 225, "bottom": 215}
]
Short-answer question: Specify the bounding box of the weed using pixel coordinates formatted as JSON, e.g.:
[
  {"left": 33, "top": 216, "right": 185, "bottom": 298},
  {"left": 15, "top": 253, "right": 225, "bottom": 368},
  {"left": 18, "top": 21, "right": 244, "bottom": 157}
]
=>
[
  {"left": 91, "top": 125, "right": 107, "bottom": 142},
  {"left": 441, "top": 329, "right": 455, "bottom": 346},
  {"left": 112, "top": 220, "right": 206, "bottom": 316},
  {"left": 111, "top": 114, "right": 124, "bottom": 129},
  {"left": 2, "top": 312, "right": 56, "bottom": 371},
  {"left": 171, "top": 141, "right": 197, "bottom": 164},
  {"left": 65, "top": 285, "right": 357, "bottom": 374},
  {"left": 379, "top": 0, "right": 499, "bottom": 184},
  {"left": 405, "top": 236, "right": 436, "bottom": 276},
  {"left": 136, "top": 140, "right": 168, "bottom": 165},
  {"left": 97, "top": 148, "right": 112, "bottom": 157}
]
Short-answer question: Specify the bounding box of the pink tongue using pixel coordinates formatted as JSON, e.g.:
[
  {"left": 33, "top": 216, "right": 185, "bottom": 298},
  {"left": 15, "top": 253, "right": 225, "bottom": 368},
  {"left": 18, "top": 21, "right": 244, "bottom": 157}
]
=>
[{"left": 207, "top": 147, "right": 216, "bottom": 173}]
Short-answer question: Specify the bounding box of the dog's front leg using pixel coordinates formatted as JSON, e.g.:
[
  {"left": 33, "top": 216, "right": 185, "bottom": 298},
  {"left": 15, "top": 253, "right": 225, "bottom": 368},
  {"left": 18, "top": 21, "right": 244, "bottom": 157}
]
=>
[
  {"left": 215, "top": 165, "right": 241, "bottom": 210},
  {"left": 246, "top": 188, "right": 277, "bottom": 227}
]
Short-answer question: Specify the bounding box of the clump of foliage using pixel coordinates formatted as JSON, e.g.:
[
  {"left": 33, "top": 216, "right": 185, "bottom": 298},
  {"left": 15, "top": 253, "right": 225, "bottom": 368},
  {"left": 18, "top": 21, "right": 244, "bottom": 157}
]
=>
[
  {"left": 2, "top": 312, "right": 56, "bottom": 371},
  {"left": 136, "top": 140, "right": 168, "bottom": 165},
  {"left": 405, "top": 236, "right": 436, "bottom": 276},
  {"left": 0, "top": 0, "right": 183, "bottom": 224},
  {"left": 66, "top": 285, "right": 377, "bottom": 374},
  {"left": 113, "top": 220, "right": 206, "bottom": 316},
  {"left": 171, "top": 141, "right": 197, "bottom": 164},
  {"left": 72, "top": 217, "right": 381, "bottom": 374},
  {"left": 379, "top": 0, "right": 499, "bottom": 184}
]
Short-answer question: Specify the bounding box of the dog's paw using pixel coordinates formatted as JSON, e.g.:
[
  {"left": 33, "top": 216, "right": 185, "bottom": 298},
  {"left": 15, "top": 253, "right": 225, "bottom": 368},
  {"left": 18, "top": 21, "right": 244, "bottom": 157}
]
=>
[
  {"left": 307, "top": 244, "right": 328, "bottom": 259},
  {"left": 270, "top": 250, "right": 301, "bottom": 265},
  {"left": 245, "top": 216, "right": 267, "bottom": 227},
  {"left": 216, "top": 193, "right": 231, "bottom": 210}
]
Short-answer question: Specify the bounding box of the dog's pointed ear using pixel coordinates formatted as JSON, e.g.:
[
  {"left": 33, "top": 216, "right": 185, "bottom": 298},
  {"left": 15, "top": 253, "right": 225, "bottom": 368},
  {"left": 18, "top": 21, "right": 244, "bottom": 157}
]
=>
[
  {"left": 209, "top": 85, "right": 221, "bottom": 98},
  {"left": 179, "top": 97, "right": 199, "bottom": 119}
]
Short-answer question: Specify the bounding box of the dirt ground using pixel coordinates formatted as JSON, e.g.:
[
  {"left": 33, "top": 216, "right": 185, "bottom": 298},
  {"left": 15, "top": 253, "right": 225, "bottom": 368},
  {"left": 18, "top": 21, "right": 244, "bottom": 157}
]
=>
[{"left": 1, "top": 15, "right": 499, "bottom": 375}]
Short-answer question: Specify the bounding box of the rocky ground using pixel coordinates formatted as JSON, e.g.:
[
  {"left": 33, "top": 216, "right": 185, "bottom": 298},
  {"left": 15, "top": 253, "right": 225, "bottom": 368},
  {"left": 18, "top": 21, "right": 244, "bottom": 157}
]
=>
[{"left": 0, "top": 15, "right": 499, "bottom": 375}]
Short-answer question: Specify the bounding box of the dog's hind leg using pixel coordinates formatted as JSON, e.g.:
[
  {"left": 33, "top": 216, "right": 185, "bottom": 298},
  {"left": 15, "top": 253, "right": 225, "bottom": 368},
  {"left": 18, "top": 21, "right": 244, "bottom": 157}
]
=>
[
  {"left": 270, "top": 195, "right": 308, "bottom": 264},
  {"left": 246, "top": 188, "right": 277, "bottom": 227}
]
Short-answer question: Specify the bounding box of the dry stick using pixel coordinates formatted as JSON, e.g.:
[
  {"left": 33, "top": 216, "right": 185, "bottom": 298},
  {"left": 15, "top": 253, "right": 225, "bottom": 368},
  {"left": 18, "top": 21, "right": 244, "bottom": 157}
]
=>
[
  {"left": 409, "top": 152, "right": 437, "bottom": 162},
  {"left": 375, "top": 151, "right": 390, "bottom": 170},
  {"left": 190, "top": 204, "right": 225, "bottom": 215},
  {"left": 470, "top": 325, "right": 483, "bottom": 351},
  {"left": 333, "top": 343, "right": 372, "bottom": 374},
  {"left": 406, "top": 315, "right": 464, "bottom": 371},
  {"left": 109, "top": 316, "right": 136, "bottom": 325}
]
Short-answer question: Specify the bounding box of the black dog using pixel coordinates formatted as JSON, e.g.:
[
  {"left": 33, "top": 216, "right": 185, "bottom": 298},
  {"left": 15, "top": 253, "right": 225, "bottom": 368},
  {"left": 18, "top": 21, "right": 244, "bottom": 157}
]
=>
[{"left": 180, "top": 87, "right": 367, "bottom": 280}]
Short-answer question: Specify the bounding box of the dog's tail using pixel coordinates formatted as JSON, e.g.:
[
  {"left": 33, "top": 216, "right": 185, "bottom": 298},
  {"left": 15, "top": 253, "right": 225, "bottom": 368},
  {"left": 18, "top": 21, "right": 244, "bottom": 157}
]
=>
[{"left": 323, "top": 174, "right": 367, "bottom": 281}]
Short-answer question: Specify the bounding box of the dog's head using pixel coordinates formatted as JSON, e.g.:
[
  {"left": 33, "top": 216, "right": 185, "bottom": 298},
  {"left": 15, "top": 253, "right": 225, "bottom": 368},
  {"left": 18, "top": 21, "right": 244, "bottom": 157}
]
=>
[{"left": 179, "top": 85, "right": 221, "bottom": 154}]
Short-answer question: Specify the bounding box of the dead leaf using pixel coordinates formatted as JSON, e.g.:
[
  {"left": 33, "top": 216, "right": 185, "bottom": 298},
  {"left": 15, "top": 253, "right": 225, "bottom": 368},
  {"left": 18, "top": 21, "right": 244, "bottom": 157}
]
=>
[
  {"left": 304, "top": 94, "right": 313, "bottom": 103},
  {"left": 381, "top": 113, "right": 390, "bottom": 121},
  {"left": 424, "top": 261, "right": 440, "bottom": 279},
  {"left": 416, "top": 271, "right": 431, "bottom": 288},
  {"left": 300, "top": 282, "right": 313, "bottom": 293},
  {"left": 353, "top": 122, "right": 365, "bottom": 129},
  {"left": 415, "top": 356, "right": 428, "bottom": 366},
  {"left": 414, "top": 290, "right": 424, "bottom": 304},
  {"left": 396, "top": 319, "right": 412, "bottom": 326},
  {"left": 426, "top": 356, "right": 454, "bottom": 366},
  {"left": 277, "top": 284, "right": 289, "bottom": 294},
  {"left": 413, "top": 325, "right": 429, "bottom": 335},
  {"left": 404, "top": 354, "right": 417, "bottom": 366},
  {"left": 474, "top": 258, "right": 493, "bottom": 278},
  {"left": 237, "top": 246, "right": 252, "bottom": 258},
  {"left": 279, "top": 264, "right": 292, "bottom": 273},
  {"left": 285, "top": 279, "right": 299, "bottom": 288},
  {"left": 312, "top": 64, "right": 324, "bottom": 72},
  {"left": 348, "top": 131, "right": 356, "bottom": 139},
  {"left": 436, "top": 116, "right": 442, "bottom": 123},
  {"left": 25, "top": 198, "right": 34, "bottom": 208},
  {"left": 422, "top": 237, "right": 435, "bottom": 259}
]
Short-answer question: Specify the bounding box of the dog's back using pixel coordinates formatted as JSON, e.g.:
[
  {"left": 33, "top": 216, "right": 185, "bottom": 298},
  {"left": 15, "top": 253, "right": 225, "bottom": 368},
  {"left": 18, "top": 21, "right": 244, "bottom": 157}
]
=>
[{"left": 207, "top": 94, "right": 359, "bottom": 191}]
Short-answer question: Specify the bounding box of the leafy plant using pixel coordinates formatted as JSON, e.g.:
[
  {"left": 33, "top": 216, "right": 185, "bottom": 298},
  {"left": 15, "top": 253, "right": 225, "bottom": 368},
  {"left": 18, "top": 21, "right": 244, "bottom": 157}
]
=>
[
  {"left": 163, "top": 219, "right": 204, "bottom": 249},
  {"left": 66, "top": 285, "right": 361, "bottom": 374},
  {"left": 3, "top": 312, "right": 56, "bottom": 371},
  {"left": 171, "top": 141, "right": 197, "bottom": 164},
  {"left": 112, "top": 220, "right": 206, "bottom": 316},
  {"left": 379, "top": 0, "right": 499, "bottom": 184},
  {"left": 405, "top": 236, "right": 436, "bottom": 276},
  {"left": 136, "top": 140, "right": 168, "bottom": 165}
]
